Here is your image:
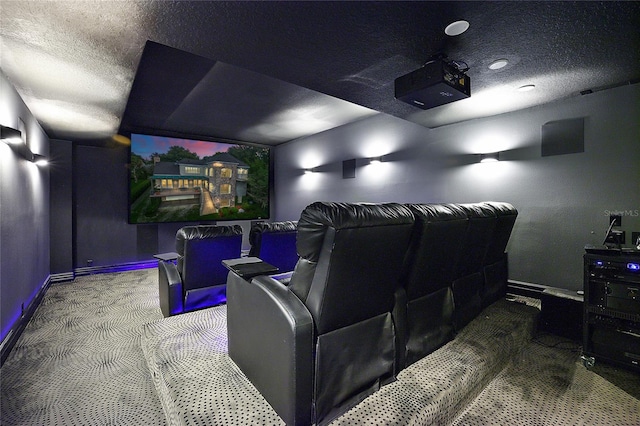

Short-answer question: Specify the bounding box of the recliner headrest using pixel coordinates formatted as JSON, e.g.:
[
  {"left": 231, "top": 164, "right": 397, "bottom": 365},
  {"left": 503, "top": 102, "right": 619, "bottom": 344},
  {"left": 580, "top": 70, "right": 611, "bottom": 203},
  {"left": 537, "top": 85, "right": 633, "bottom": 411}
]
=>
[
  {"left": 249, "top": 221, "right": 298, "bottom": 247},
  {"left": 455, "top": 203, "right": 497, "bottom": 219},
  {"left": 482, "top": 201, "right": 517, "bottom": 217},
  {"left": 296, "top": 202, "right": 414, "bottom": 262},
  {"left": 176, "top": 225, "right": 243, "bottom": 254},
  {"left": 406, "top": 203, "right": 468, "bottom": 222}
]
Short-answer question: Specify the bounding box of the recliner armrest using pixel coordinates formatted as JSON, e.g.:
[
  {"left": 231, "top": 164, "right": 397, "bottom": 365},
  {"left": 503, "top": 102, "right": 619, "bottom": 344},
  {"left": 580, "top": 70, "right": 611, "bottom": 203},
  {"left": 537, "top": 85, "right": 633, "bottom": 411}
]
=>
[
  {"left": 158, "top": 260, "right": 184, "bottom": 317},
  {"left": 227, "top": 272, "right": 314, "bottom": 426}
]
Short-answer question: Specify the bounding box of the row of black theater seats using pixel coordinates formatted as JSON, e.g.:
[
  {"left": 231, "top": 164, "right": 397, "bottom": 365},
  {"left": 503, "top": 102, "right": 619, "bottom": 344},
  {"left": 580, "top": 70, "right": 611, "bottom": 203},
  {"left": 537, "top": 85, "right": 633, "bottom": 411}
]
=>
[
  {"left": 226, "top": 201, "right": 518, "bottom": 426},
  {"left": 158, "top": 220, "right": 298, "bottom": 317}
]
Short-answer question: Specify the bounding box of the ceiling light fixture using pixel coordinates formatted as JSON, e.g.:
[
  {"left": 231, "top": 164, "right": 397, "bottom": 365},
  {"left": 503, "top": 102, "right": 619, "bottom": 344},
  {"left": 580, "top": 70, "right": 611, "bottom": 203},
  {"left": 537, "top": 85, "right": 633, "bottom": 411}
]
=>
[
  {"left": 517, "top": 84, "right": 536, "bottom": 92},
  {"left": 488, "top": 59, "right": 509, "bottom": 70},
  {"left": 444, "top": 20, "right": 470, "bottom": 36}
]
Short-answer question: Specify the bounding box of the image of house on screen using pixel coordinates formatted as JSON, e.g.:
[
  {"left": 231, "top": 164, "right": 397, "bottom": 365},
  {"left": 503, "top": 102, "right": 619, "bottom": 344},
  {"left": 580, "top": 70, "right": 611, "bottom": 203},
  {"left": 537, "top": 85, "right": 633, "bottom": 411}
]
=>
[{"left": 150, "top": 152, "right": 248, "bottom": 215}]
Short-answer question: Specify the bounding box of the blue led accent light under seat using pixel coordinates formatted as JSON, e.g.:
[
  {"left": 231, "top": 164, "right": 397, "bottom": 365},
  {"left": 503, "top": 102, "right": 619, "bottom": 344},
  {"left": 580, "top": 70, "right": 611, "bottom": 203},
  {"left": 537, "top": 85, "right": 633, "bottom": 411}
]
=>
[{"left": 627, "top": 262, "right": 640, "bottom": 271}]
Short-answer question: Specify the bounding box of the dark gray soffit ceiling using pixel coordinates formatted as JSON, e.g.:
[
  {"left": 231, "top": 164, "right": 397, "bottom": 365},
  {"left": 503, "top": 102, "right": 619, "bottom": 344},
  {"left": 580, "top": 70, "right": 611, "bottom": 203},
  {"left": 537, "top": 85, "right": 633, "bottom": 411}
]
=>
[{"left": 1, "top": 1, "right": 639, "bottom": 146}]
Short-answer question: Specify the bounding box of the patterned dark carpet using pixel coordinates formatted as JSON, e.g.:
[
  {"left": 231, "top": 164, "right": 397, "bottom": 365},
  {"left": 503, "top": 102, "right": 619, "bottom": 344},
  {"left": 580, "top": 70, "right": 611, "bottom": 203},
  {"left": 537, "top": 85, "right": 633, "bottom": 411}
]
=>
[
  {"left": 1, "top": 269, "right": 166, "bottom": 425},
  {"left": 142, "top": 306, "right": 283, "bottom": 425},
  {"left": 1, "top": 268, "right": 639, "bottom": 425},
  {"left": 451, "top": 333, "right": 640, "bottom": 425}
]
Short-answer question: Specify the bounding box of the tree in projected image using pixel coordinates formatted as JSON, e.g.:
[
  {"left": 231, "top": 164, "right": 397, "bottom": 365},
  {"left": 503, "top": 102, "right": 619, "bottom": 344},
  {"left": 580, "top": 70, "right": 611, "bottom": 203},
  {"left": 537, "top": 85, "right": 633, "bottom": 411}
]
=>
[{"left": 228, "top": 145, "right": 269, "bottom": 210}]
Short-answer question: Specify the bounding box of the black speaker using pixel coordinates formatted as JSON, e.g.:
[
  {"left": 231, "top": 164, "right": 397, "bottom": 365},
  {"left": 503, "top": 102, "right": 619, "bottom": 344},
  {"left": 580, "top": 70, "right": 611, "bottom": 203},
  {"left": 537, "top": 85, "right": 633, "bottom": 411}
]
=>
[
  {"left": 539, "top": 289, "right": 583, "bottom": 341},
  {"left": 541, "top": 118, "right": 584, "bottom": 157},
  {"left": 342, "top": 159, "right": 356, "bottom": 179}
]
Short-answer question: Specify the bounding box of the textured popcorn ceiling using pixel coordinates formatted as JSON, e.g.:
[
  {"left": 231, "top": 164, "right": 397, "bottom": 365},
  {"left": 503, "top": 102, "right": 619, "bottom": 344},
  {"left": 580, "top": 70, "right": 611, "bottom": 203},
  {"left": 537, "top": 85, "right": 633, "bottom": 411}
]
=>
[
  {"left": 0, "top": 1, "right": 150, "bottom": 140},
  {"left": 1, "top": 1, "right": 639, "bottom": 145}
]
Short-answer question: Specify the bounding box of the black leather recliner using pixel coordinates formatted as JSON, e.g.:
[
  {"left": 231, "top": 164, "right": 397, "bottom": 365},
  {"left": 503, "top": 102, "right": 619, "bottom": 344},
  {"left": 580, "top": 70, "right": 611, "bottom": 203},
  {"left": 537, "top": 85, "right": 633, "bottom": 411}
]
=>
[
  {"left": 226, "top": 202, "right": 415, "bottom": 426},
  {"left": 451, "top": 203, "right": 498, "bottom": 330},
  {"left": 248, "top": 221, "right": 299, "bottom": 273},
  {"left": 481, "top": 201, "right": 518, "bottom": 307},
  {"left": 399, "top": 203, "right": 468, "bottom": 367},
  {"left": 158, "top": 224, "right": 242, "bottom": 317}
]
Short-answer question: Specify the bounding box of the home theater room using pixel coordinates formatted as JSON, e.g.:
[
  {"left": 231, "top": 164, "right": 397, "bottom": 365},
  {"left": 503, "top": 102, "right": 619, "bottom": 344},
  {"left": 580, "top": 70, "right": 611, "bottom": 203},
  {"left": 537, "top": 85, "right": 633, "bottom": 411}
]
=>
[{"left": 1, "top": 1, "right": 639, "bottom": 425}]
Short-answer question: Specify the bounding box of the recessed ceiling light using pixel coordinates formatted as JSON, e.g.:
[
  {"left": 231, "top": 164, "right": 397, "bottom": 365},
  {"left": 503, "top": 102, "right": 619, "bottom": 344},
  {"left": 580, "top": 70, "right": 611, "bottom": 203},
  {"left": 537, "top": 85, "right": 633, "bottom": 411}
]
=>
[
  {"left": 488, "top": 59, "right": 509, "bottom": 70},
  {"left": 445, "top": 20, "right": 470, "bottom": 36},
  {"left": 517, "top": 84, "right": 536, "bottom": 92}
]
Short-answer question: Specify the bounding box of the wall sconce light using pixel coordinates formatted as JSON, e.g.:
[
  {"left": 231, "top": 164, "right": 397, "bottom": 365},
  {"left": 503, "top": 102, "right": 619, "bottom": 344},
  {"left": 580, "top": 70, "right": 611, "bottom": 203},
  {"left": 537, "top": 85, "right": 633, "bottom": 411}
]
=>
[
  {"left": 1, "top": 125, "right": 22, "bottom": 145},
  {"left": 304, "top": 167, "right": 316, "bottom": 174},
  {"left": 1, "top": 124, "right": 47, "bottom": 165},
  {"left": 479, "top": 152, "right": 500, "bottom": 163},
  {"left": 32, "top": 154, "right": 49, "bottom": 166},
  {"left": 369, "top": 156, "right": 383, "bottom": 164}
]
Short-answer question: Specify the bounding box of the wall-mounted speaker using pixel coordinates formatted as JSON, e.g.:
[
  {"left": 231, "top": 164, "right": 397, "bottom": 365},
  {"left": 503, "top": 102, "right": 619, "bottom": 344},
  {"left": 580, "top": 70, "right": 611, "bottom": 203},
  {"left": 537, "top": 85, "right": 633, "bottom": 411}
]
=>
[
  {"left": 343, "top": 159, "right": 356, "bottom": 179},
  {"left": 541, "top": 117, "right": 585, "bottom": 157}
]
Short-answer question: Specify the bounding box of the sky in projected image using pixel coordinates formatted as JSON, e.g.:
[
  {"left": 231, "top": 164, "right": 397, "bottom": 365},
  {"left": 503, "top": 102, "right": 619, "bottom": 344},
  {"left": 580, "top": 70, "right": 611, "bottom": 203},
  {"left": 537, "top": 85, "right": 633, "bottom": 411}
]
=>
[{"left": 132, "top": 134, "right": 231, "bottom": 159}]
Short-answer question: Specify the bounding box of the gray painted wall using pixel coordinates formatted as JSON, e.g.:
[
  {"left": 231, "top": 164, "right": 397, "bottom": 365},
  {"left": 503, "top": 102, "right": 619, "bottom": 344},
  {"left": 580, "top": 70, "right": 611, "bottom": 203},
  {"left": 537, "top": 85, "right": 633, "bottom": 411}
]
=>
[
  {"left": 273, "top": 84, "right": 640, "bottom": 291},
  {"left": 75, "top": 144, "right": 138, "bottom": 267},
  {"left": 49, "top": 139, "right": 73, "bottom": 274},
  {"left": 1, "top": 72, "right": 50, "bottom": 342}
]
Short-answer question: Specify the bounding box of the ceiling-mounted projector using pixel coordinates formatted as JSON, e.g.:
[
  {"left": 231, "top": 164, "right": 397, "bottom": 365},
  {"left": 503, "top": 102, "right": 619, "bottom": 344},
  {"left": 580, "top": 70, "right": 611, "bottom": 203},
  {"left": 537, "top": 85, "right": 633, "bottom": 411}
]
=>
[{"left": 395, "top": 59, "right": 470, "bottom": 109}]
